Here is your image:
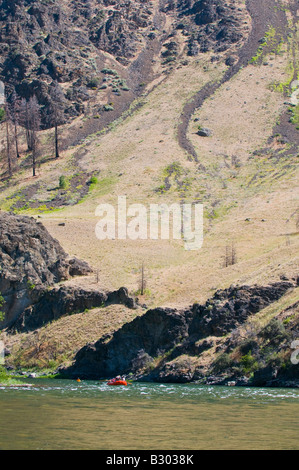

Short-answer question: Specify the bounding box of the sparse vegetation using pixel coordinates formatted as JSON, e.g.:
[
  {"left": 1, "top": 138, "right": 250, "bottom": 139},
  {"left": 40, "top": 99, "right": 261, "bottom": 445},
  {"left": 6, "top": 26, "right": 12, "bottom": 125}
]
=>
[
  {"left": 223, "top": 242, "right": 237, "bottom": 268},
  {"left": 0, "top": 107, "right": 5, "bottom": 122},
  {"left": 0, "top": 366, "right": 23, "bottom": 385},
  {"left": 0, "top": 293, "right": 5, "bottom": 322},
  {"left": 59, "top": 175, "right": 67, "bottom": 190},
  {"left": 289, "top": 104, "right": 299, "bottom": 129}
]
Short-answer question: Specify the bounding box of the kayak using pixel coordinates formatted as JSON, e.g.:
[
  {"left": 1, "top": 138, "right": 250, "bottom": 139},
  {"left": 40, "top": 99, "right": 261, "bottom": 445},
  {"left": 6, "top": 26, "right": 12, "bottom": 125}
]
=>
[{"left": 107, "top": 379, "right": 128, "bottom": 386}]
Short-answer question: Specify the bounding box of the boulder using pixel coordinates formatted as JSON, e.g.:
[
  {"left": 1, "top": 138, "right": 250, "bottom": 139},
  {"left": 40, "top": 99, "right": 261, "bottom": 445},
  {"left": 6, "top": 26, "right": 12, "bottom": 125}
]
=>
[{"left": 197, "top": 127, "right": 212, "bottom": 137}]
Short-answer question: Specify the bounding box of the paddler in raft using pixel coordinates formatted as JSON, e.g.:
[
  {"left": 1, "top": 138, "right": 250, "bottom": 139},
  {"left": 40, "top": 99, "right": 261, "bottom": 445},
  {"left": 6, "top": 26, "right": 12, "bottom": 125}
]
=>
[
  {"left": 107, "top": 375, "right": 128, "bottom": 386},
  {"left": 110, "top": 375, "right": 122, "bottom": 383}
]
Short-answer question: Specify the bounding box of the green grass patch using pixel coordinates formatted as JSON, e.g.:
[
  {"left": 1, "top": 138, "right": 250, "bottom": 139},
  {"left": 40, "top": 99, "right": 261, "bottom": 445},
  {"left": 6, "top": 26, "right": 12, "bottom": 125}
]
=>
[
  {"left": 289, "top": 104, "right": 299, "bottom": 129},
  {"left": 0, "top": 366, "right": 23, "bottom": 386},
  {"left": 250, "top": 26, "right": 283, "bottom": 65},
  {"left": 0, "top": 292, "right": 5, "bottom": 322}
]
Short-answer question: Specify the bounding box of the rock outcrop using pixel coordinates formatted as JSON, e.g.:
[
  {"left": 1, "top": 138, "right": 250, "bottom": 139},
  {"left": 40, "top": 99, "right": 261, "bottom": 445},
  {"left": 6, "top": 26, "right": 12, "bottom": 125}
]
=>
[
  {"left": 65, "top": 307, "right": 191, "bottom": 379},
  {"left": 188, "top": 282, "right": 295, "bottom": 339},
  {"left": 0, "top": 212, "right": 137, "bottom": 332},
  {"left": 0, "top": 212, "right": 137, "bottom": 330},
  {"left": 0, "top": 212, "right": 92, "bottom": 327},
  {"left": 0, "top": 0, "right": 247, "bottom": 125},
  {"left": 65, "top": 280, "right": 296, "bottom": 382},
  {"left": 12, "top": 286, "right": 137, "bottom": 333}
]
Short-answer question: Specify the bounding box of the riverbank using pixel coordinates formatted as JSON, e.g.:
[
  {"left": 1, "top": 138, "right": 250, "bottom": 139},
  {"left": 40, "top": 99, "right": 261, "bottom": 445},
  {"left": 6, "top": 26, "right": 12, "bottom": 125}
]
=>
[{"left": 2, "top": 281, "right": 298, "bottom": 389}]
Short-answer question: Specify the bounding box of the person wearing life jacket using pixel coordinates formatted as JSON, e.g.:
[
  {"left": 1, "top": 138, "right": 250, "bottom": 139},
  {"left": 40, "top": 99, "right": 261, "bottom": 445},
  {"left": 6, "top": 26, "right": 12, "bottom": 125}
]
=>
[{"left": 110, "top": 375, "right": 121, "bottom": 383}]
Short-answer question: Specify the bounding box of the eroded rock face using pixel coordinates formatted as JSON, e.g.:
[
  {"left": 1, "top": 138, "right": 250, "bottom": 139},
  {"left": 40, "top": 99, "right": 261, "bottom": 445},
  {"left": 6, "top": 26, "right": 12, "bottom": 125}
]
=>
[
  {"left": 0, "top": 0, "right": 247, "bottom": 124},
  {"left": 65, "top": 281, "right": 295, "bottom": 380},
  {"left": 66, "top": 307, "right": 191, "bottom": 379},
  {"left": 188, "top": 282, "right": 295, "bottom": 339},
  {"left": 12, "top": 286, "right": 138, "bottom": 333},
  {"left": 0, "top": 212, "right": 91, "bottom": 327},
  {"left": 170, "top": 0, "right": 245, "bottom": 55}
]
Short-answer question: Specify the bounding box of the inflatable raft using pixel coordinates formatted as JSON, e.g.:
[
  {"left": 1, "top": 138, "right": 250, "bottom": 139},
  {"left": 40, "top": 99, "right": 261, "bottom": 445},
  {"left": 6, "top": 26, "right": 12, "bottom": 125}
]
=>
[{"left": 107, "top": 379, "right": 128, "bottom": 386}]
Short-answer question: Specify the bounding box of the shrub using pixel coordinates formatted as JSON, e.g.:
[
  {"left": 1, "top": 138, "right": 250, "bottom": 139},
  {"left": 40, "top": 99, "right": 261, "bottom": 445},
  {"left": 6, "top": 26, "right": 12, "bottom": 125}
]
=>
[
  {"left": 213, "top": 353, "right": 234, "bottom": 372},
  {"left": 0, "top": 293, "right": 5, "bottom": 322},
  {"left": 240, "top": 351, "right": 259, "bottom": 374},
  {"left": 27, "top": 280, "right": 36, "bottom": 291},
  {"left": 0, "top": 107, "right": 5, "bottom": 122},
  {"left": 103, "top": 104, "right": 114, "bottom": 111},
  {"left": 259, "top": 319, "right": 289, "bottom": 343},
  {"left": 101, "top": 68, "right": 118, "bottom": 77},
  {"left": 59, "top": 175, "right": 67, "bottom": 189},
  {"left": 87, "top": 77, "right": 100, "bottom": 89},
  {"left": 90, "top": 175, "right": 98, "bottom": 185},
  {"left": 89, "top": 175, "right": 99, "bottom": 191}
]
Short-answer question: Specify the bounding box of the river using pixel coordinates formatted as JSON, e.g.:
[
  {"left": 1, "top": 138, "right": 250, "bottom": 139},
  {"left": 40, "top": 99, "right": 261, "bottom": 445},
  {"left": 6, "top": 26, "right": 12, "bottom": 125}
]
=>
[{"left": 0, "top": 380, "right": 298, "bottom": 450}]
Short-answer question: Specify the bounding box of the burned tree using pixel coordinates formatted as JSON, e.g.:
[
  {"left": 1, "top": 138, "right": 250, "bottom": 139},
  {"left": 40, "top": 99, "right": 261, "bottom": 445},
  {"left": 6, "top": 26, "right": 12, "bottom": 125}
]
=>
[
  {"left": 28, "top": 95, "right": 41, "bottom": 177},
  {"left": 223, "top": 242, "right": 237, "bottom": 268},
  {"left": 10, "top": 89, "right": 21, "bottom": 159},
  {"left": 19, "top": 97, "right": 32, "bottom": 152},
  {"left": 48, "top": 82, "right": 65, "bottom": 159},
  {"left": 3, "top": 101, "right": 14, "bottom": 178},
  {"left": 139, "top": 262, "right": 147, "bottom": 296}
]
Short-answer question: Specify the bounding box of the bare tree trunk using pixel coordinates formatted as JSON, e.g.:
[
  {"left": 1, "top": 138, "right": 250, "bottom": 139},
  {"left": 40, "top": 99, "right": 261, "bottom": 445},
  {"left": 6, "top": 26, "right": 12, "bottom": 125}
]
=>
[
  {"left": 14, "top": 120, "right": 20, "bottom": 159},
  {"left": 25, "top": 100, "right": 32, "bottom": 152},
  {"left": 6, "top": 116, "right": 12, "bottom": 177},
  {"left": 28, "top": 96, "right": 41, "bottom": 177},
  {"left": 49, "top": 81, "right": 65, "bottom": 159},
  {"left": 4, "top": 101, "right": 14, "bottom": 178},
  {"left": 140, "top": 262, "right": 147, "bottom": 295},
  {"left": 11, "top": 90, "right": 21, "bottom": 158},
  {"left": 231, "top": 242, "right": 237, "bottom": 265},
  {"left": 55, "top": 122, "right": 59, "bottom": 159},
  {"left": 32, "top": 145, "right": 36, "bottom": 177},
  {"left": 223, "top": 243, "right": 237, "bottom": 268}
]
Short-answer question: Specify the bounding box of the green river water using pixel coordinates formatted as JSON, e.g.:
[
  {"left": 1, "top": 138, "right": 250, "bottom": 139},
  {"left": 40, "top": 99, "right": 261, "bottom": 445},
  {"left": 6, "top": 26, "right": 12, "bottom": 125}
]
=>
[{"left": 0, "top": 380, "right": 298, "bottom": 450}]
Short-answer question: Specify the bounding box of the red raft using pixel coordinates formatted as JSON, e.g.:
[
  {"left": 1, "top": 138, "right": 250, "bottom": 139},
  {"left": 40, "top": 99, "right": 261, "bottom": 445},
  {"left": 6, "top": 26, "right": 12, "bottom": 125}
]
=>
[{"left": 107, "top": 378, "right": 128, "bottom": 386}]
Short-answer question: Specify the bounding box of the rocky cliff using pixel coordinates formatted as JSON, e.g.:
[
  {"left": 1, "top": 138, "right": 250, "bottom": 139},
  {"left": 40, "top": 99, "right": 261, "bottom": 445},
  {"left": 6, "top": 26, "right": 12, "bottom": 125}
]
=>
[
  {"left": 0, "top": 0, "right": 247, "bottom": 125},
  {"left": 0, "top": 211, "right": 92, "bottom": 326},
  {"left": 0, "top": 212, "right": 139, "bottom": 329},
  {"left": 65, "top": 279, "right": 299, "bottom": 387}
]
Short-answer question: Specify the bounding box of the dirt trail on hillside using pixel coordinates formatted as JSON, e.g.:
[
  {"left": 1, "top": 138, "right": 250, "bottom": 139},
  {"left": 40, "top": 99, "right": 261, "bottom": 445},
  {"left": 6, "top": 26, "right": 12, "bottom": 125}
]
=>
[
  {"left": 63, "top": 0, "right": 170, "bottom": 151},
  {"left": 177, "top": 0, "right": 290, "bottom": 161}
]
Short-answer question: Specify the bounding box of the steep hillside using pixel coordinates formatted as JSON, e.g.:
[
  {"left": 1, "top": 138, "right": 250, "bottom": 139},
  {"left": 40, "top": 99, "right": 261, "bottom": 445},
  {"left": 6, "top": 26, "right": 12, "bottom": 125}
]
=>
[
  {"left": 0, "top": 0, "right": 298, "bottom": 381},
  {"left": 0, "top": 0, "right": 298, "bottom": 304},
  {"left": 0, "top": 0, "right": 248, "bottom": 130}
]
